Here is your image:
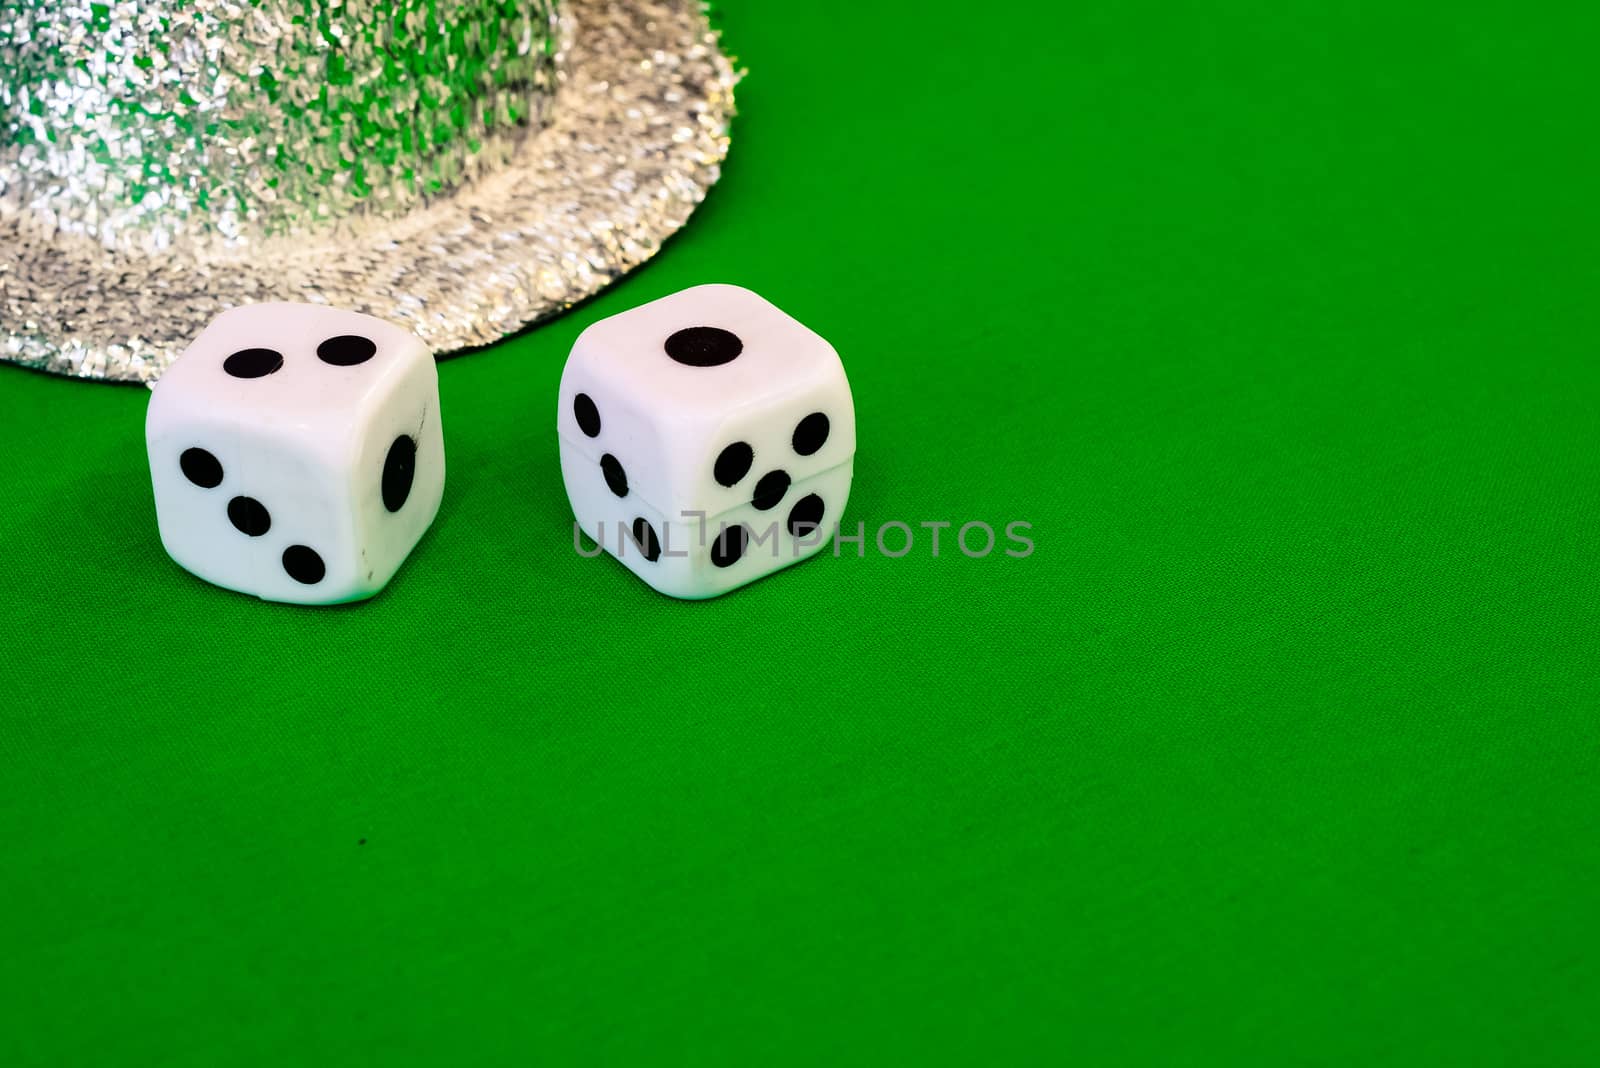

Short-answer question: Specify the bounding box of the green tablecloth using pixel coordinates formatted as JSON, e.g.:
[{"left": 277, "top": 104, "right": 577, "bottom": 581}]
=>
[{"left": 3, "top": 3, "right": 1597, "bottom": 1063}]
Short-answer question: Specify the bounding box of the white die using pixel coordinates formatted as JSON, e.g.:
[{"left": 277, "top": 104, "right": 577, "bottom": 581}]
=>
[
  {"left": 557, "top": 284, "right": 856, "bottom": 599},
  {"left": 145, "top": 303, "right": 446, "bottom": 604}
]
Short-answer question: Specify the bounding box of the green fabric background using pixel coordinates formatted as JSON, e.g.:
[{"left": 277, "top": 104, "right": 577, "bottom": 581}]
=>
[{"left": 3, "top": 2, "right": 1598, "bottom": 1063}]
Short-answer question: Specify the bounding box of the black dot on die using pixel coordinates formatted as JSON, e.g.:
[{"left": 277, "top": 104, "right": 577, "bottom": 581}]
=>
[
  {"left": 227, "top": 496, "right": 271, "bottom": 537},
  {"left": 752, "top": 469, "right": 791, "bottom": 511},
  {"left": 787, "top": 494, "right": 826, "bottom": 538},
  {"left": 714, "top": 442, "right": 754, "bottom": 487},
  {"left": 180, "top": 447, "right": 224, "bottom": 488},
  {"left": 793, "top": 412, "right": 830, "bottom": 456},
  {"left": 600, "top": 454, "right": 629, "bottom": 498},
  {"left": 573, "top": 393, "right": 602, "bottom": 438},
  {"left": 223, "top": 348, "right": 284, "bottom": 378},
  {"left": 382, "top": 435, "right": 417, "bottom": 513},
  {"left": 631, "top": 517, "right": 662, "bottom": 562},
  {"left": 317, "top": 334, "right": 377, "bottom": 366},
  {"left": 664, "top": 326, "right": 743, "bottom": 367},
  {"left": 282, "top": 545, "right": 326, "bottom": 585},
  {"left": 710, "top": 524, "right": 748, "bottom": 569}
]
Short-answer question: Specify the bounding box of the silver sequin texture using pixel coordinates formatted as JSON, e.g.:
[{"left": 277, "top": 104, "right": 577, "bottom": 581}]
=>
[{"left": 0, "top": 0, "right": 737, "bottom": 383}]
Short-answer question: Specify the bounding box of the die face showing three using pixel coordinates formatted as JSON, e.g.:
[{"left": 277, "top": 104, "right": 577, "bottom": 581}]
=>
[
  {"left": 558, "top": 284, "right": 856, "bottom": 599},
  {"left": 146, "top": 303, "right": 445, "bottom": 604}
]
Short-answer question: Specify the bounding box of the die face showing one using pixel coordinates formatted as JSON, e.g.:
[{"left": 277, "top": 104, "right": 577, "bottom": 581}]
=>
[
  {"left": 557, "top": 285, "right": 855, "bottom": 599},
  {"left": 146, "top": 303, "right": 445, "bottom": 604},
  {"left": 345, "top": 352, "right": 446, "bottom": 593}
]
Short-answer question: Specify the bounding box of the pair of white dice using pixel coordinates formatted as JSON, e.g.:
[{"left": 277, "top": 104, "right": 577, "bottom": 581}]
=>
[{"left": 146, "top": 286, "right": 855, "bottom": 603}]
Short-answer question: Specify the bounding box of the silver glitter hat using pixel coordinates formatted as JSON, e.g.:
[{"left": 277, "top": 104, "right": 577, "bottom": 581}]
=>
[{"left": 0, "top": 0, "right": 737, "bottom": 383}]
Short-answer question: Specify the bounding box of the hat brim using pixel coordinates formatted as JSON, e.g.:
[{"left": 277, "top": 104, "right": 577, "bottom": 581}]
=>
[{"left": 0, "top": 0, "right": 737, "bottom": 384}]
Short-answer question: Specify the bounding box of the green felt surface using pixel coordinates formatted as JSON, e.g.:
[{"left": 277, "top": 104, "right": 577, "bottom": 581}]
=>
[{"left": 3, "top": 2, "right": 1599, "bottom": 1063}]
